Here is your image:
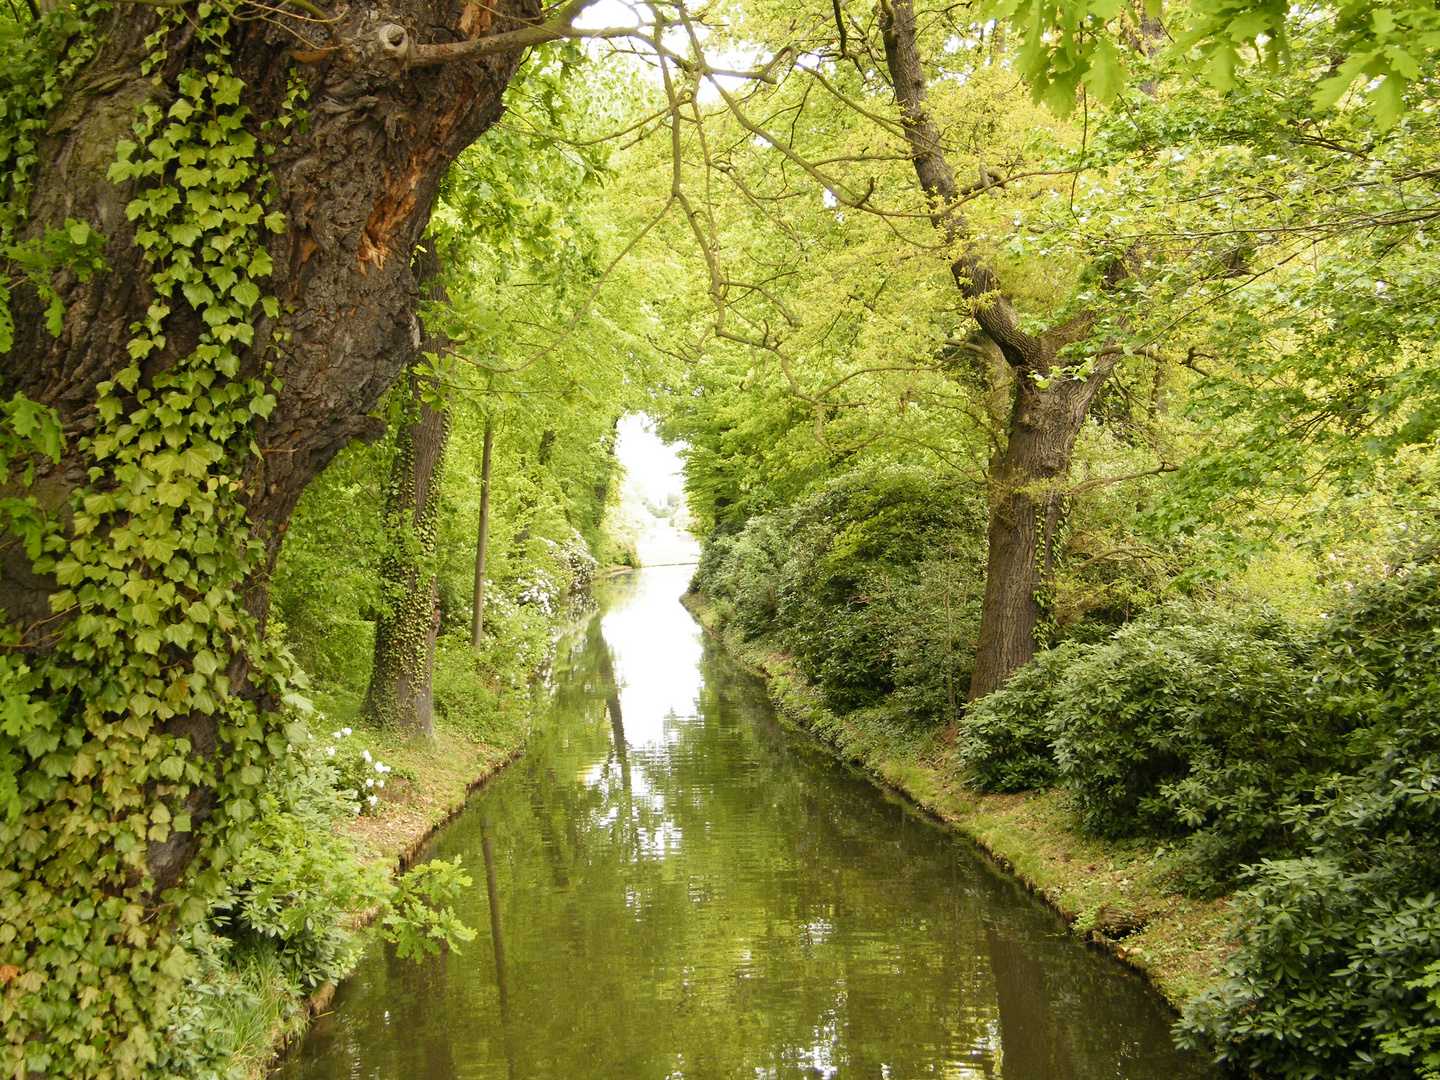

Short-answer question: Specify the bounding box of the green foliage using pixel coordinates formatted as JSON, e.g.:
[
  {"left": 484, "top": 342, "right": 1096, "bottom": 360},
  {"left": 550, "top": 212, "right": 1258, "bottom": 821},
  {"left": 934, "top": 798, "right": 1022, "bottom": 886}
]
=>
[
  {"left": 960, "top": 546, "right": 1440, "bottom": 1077},
  {"left": 1175, "top": 553, "right": 1440, "bottom": 1079},
  {"left": 992, "top": 0, "right": 1438, "bottom": 126},
  {"left": 1048, "top": 609, "right": 1312, "bottom": 839},
  {"left": 213, "top": 729, "right": 381, "bottom": 993},
  {"left": 693, "top": 466, "right": 987, "bottom": 729},
  {"left": 163, "top": 721, "right": 471, "bottom": 1078},
  {"left": 0, "top": 219, "right": 109, "bottom": 348},
  {"left": 954, "top": 643, "right": 1074, "bottom": 793},
  {"left": 959, "top": 604, "right": 1327, "bottom": 889},
  {"left": 379, "top": 857, "right": 476, "bottom": 961},
  {"left": 981, "top": 0, "right": 1152, "bottom": 114}
]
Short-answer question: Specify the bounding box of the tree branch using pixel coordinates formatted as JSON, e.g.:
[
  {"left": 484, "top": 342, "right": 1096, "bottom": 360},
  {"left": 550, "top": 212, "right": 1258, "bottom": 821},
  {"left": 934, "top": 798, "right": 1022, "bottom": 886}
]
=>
[{"left": 407, "top": 0, "right": 633, "bottom": 66}]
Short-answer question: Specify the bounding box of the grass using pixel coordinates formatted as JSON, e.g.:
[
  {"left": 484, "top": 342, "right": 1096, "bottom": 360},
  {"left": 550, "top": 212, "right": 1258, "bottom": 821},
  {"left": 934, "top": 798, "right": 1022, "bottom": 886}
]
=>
[{"left": 683, "top": 591, "right": 1236, "bottom": 1009}]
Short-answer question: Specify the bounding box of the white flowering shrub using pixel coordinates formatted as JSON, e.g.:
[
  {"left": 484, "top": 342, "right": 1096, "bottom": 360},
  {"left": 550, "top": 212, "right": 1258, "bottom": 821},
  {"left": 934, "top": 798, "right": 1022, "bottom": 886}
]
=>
[
  {"left": 558, "top": 527, "right": 599, "bottom": 592},
  {"left": 320, "top": 725, "right": 394, "bottom": 816}
]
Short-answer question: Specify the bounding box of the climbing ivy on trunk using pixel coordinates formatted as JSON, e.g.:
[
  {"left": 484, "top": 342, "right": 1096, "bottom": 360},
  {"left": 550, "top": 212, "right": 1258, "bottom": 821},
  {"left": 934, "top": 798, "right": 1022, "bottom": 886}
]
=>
[{"left": 0, "top": 1, "right": 537, "bottom": 1074}]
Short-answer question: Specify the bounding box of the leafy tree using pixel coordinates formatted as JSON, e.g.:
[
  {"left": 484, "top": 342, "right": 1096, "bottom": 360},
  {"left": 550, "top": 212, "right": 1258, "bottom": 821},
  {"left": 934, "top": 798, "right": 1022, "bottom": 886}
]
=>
[{"left": 0, "top": 1, "right": 616, "bottom": 1073}]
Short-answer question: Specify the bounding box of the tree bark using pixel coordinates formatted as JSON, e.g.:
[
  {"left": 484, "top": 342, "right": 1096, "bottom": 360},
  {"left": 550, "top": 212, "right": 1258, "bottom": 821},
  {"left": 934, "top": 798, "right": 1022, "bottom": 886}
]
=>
[
  {"left": 471, "top": 415, "right": 494, "bottom": 646},
  {"left": 878, "top": 0, "right": 1120, "bottom": 699},
  {"left": 364, "top": 242, "right": 453, "bottom": 736},
  {"left": 0, "top": 2, "right": 538, "bottom": 888},
  {"left": 968, "top": 372, "right": 1110, "bottom": 697}
]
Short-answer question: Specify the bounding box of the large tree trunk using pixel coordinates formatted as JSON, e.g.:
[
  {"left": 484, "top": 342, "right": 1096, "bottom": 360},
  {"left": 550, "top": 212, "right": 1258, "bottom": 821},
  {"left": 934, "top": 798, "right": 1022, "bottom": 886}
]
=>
[
  {"left": 0, "top": 5, "right": 542, "bottom": 1072},
  {"left": 878, "top": 0, "right": 1120, "bottom": 699},
  {"left": 3, "top": 3, "right": 537, "bottom": 619},
  {"left": 1, "top": 0, "right": 540, "bottom": 811},
  {"left": 968, "top": 372, "right": 1109, "bottom": 697}
]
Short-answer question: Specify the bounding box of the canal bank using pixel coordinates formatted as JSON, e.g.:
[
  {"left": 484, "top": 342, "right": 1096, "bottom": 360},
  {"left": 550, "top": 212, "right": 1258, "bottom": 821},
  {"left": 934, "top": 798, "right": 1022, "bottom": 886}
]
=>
[
  {"left": 254, "top": 730, "right": 529, "bottom": 1078},
  {"left": 679, "top": 589, "right": 1236, "bottom": 1013}
]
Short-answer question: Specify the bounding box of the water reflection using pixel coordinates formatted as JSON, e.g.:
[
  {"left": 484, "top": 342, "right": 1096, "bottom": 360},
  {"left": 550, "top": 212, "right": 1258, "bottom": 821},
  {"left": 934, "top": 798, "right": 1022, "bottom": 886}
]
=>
[{"left": 276, "top": 566, "right": 1220, "bottom": 1080}]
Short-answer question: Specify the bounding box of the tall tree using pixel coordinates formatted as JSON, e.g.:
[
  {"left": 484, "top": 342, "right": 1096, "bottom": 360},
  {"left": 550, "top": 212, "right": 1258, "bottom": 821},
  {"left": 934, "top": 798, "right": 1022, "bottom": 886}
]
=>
[
  {"left": 471, "top": 414, "right": 494, "bottom": 646},
  {"left": 0, "top": 3, "right": 606, "bottom": 1074},
  {"left": 363, "top": 254, "right": 451, "bottom": 735},
  {"left": 877, "top": 0, "right": 1125, "bottom": 697}
]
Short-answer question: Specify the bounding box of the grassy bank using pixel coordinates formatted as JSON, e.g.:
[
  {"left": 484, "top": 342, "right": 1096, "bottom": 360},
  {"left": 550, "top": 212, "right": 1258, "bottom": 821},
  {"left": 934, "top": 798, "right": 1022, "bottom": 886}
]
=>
[{"left": 683, "top": 591, "right": 1234, "bottom": 1009}]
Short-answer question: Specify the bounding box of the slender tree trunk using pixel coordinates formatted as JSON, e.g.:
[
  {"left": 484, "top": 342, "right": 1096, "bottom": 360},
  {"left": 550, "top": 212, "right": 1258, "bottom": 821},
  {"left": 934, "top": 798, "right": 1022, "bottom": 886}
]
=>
[
  {"left": 878, "top": 0, "right": 1122, "bottom": 699},
  {"left": 472, "top": 416, "right": 495, "bottom": 647},
  {"left": 364, "top": 247, "right": 451, "bottom": 734},
  {"left": 363, "top": 371, "right": 449, "bottom": 734}
]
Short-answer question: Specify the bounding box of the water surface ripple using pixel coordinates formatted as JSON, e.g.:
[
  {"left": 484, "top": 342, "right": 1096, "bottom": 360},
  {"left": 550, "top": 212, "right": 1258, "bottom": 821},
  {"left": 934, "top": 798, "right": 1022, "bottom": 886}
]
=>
[{"left": 276, "top": 566, "right": 1221, "bottom": 1080}]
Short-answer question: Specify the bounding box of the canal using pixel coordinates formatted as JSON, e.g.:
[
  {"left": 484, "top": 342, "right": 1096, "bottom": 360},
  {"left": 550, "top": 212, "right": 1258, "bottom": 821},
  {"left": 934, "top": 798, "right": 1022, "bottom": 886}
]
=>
[{"left": 276, "top": 565, "right": 1221, "bottom": 1080}]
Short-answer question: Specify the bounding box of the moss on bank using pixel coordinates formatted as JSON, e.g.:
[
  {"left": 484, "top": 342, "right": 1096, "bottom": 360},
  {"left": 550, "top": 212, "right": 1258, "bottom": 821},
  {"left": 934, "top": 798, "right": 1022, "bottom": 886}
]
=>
[{"left": 683, "top": 591, "right": 1235, "bottom": 1010}]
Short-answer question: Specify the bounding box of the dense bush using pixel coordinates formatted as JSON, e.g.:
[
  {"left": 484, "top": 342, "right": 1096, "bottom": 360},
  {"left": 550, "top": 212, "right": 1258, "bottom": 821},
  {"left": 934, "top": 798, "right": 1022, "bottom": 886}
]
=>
[
  {"left": 690, "top": 512, "right": 792, "bottom": 640},
  {"left": 692, "top": 466, "right": 987, "bottom": 728},
  {"left": 1177, "top": 556, "right": 1440, "bottom": 1080},
  {"left": 959, "top": 550, "right": 1440, "bottom": 1079},
  {"left": 958, "top": 604, "right": 1328, "bottom": 885},
  {"left": 1049, "top": 610, "right": 1315, "bottom": 839},
  {"left": 955, "top": 642, "right": 1075, "bottom": 792}
]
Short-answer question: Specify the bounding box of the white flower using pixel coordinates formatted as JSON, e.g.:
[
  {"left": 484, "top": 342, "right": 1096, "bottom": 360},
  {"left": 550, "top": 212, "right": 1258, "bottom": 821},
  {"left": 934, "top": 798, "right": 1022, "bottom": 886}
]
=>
[
  {"left": 341, "top": 727, "right": 352, "bottom": 737},
  {"left": 374, "top": 762, "right": 385, "bottom": 773},
  {"left": 362, "top": 749, "right": 372, "bottom": 763},
  {"left": 325, "top": 746, "right": 335, "bottom": 757},
  {"left": 367, "top": 795, "right": 378, "bottom": 806},
  {"left": 366, "top": 777, "right": 374, "bottom": 787},
  {"left": 331, "top": 731, "right": 341, "bottom": 739},
  {"left": 376, "top": 779, "right": 385, "bottom": 789}
]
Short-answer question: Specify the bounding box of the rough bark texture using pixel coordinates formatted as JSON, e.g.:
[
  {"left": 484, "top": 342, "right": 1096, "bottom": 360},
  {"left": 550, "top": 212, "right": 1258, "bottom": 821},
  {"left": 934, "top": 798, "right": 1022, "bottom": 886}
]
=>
[
  {"left": 0, "top": 0, "right": 539, "bottom": 885},
  {"left": 969, "top": 373, "right": 1110, "bottom": 697},
  {"left": 878, "top": 0, "right": 1119, "bottom": 699},
  {"left": 0, "top": 0, "right": 538, "bottom": 632}
]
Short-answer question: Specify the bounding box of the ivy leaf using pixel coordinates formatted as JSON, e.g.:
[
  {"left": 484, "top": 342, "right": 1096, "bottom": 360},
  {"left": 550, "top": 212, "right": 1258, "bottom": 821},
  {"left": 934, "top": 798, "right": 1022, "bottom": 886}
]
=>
[{"left": 231, "top": 280, "right": 260, "bottom": 309}]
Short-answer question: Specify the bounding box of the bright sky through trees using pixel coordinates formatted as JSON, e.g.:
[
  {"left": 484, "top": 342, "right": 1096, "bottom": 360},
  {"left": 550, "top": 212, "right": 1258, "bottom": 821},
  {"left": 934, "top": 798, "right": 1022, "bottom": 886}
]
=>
[{"left": 617, "top": 413, "right": 688, "bottom": 504}]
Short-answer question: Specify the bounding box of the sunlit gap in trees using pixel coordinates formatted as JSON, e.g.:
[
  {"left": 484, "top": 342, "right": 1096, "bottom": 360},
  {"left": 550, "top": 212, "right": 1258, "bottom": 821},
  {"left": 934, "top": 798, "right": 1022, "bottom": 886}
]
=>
[
  {"left": 615, "top": 412, "right": 699, "bottom": 567},
  {"left": 575, "top": 0, "right": 771, "bottom": 103}
]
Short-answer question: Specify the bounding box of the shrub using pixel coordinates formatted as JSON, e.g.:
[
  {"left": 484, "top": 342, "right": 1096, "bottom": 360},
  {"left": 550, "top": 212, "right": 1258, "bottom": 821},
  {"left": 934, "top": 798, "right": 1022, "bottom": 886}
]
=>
[
  {"left": 1178, "top": 555, "right": 1440, "bottom": 1079},
  {"left": 776, "top": 467, "right": 986, "bottom": 722},
  {"left": 1048, "top": 608, "right": 1316, "bottom": 844},
  {"left": 954, "top": 643, "right": 1076, "bottom": 792},
  {"left": 690, "top": 465, "right": 987, "bottom": 727},
  {"left": 959, "top": 603, "right": 1334, "bottom": 887}
]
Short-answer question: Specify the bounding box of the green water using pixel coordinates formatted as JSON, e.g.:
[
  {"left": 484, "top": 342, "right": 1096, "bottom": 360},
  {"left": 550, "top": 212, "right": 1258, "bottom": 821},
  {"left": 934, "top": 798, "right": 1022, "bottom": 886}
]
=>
[{"left": 275, "top": 566, "right": 1222, "bottom": 1080}]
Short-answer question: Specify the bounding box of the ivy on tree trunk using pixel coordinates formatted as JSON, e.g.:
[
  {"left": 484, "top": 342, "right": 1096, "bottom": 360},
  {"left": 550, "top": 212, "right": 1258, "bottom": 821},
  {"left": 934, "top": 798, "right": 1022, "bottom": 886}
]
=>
[{"left": 0, "top": 3, "right": 538, "bottom": 1074}]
